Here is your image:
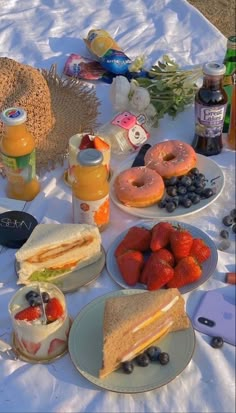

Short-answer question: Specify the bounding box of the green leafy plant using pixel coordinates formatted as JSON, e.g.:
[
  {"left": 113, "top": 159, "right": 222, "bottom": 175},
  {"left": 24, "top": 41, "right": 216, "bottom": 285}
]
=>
[{"left": 134, "top": 55, "right": 202, "bottom": 126}]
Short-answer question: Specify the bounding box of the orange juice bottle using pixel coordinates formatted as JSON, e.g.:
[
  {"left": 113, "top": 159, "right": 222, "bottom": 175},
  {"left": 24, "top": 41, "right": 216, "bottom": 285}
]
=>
[
  {"left": 0, "top": 107, "right": 40, "bottom": 201},
  {"left": 72, "top": 148, "right": 110, "bottom": 231}
]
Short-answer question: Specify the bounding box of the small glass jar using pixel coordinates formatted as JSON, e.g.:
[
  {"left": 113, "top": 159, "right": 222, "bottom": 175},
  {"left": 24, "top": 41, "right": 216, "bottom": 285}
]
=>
[{"left": 192, "top": 62, "right": 228, "bottom": 156}]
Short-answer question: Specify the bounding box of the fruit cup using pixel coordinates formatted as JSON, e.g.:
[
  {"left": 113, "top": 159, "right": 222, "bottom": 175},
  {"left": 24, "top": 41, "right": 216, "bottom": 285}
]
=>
[
  {"left": 8, "top": 282, "right": 71, "bottom": 362},
  {"left": 67, "top": 133, "right": 111, "bottom": 185}
]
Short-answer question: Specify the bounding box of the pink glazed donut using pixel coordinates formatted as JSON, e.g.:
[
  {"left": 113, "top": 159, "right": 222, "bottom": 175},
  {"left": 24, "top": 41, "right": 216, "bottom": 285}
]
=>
[
  {"left": 144, "top": 140, "right": 197, "bottom": 178},
  {"left": 114, "top": 166, "right": 165, "bottom": 207}
]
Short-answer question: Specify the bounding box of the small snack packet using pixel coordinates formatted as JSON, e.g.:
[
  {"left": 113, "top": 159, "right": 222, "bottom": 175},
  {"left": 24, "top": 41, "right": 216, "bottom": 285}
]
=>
[{"left": 63, "top": 54, "right": 107, "bottom": 80}]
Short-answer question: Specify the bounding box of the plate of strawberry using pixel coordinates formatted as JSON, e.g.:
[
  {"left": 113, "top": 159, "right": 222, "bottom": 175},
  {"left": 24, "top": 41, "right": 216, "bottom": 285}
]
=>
[{"left": 106, "top": 221, "right": 218, "bottom": 294}]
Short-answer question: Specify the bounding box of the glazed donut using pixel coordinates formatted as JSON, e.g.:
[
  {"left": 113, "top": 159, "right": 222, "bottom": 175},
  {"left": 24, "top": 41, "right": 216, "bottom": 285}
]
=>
[
  {"left": 144, "top": 140, "right": 197, "bottom": 178},
  {"left": 114, "top": 166, "right": 165, "bottom": 207}
]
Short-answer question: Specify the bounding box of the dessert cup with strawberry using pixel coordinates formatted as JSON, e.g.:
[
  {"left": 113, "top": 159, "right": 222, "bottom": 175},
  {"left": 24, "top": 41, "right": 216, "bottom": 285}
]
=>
[
  {"left": 9, "top": 282, "right": 71, "bottom": 362},
  {"left": 68, "top": 133, "right": 111, "bottom": 184}
]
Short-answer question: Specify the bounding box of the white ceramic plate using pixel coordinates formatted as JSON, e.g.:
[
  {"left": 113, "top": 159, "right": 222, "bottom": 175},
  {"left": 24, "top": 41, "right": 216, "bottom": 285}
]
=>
[
  {"left": 15, "top": 247, "right": 106, "bottom": 294},
  {"left": 68, "top": 289, "right": 195, "bottom": 393},
  {"left": 106, "top": 221, "right": 218, "bottom": 294},
  {"left": 110, "top": 154, "right": 224, "bottom": 219}
]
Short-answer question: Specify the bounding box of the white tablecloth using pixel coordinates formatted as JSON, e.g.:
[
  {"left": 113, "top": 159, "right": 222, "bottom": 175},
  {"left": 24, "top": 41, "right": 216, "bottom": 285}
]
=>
[{"left": 0, "top": 1, "right": 235, "bottom": 412}]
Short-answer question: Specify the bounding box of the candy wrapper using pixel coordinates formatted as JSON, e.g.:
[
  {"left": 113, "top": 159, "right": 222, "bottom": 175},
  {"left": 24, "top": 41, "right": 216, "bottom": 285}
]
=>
[{"left": 84, "top": 29, "right": 132, "bottom": 75}]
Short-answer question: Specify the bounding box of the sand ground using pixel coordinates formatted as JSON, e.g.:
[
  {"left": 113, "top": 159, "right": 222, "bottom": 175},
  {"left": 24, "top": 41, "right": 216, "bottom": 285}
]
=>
[{"left": 188, "top": 0, "right": 236, "bottom": 38}]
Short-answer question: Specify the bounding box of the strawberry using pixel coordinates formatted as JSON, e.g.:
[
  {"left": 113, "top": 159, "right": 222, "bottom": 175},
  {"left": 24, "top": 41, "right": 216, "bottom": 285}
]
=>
[
  {"left": 153, "top": 248, "right": 175, "bottom": 267},
  {"left": 21, "top": 339, "right": 41, "bottom": 355},
  {"left": 93, "top": 136, "right": 110, "bottom": 151},
  {"left": 45, "top": 297, "right": 64, "bottom": 322},
  {"left": 150, "top": 222, "right": 174, "bottom": 251},
  {"left": 189, "top": 238, "right": 211, "bottom": 263},
  {"left": 114, "top": 240, "right": 127, "bottom": 258},
  {"left": 141, "top": 254, "right": 174, "bottom": 290},
  {"left": 167, "top": 256, "right": 202, "bottom": 288},
  {"left": 117, "top": 250, "right": 144, "bottom": 286},
  {"left": 48, "top": 338, "right": 66, "bottom": 355},
  {"left": 170, "top": 226, "right": 193, "bottom": 261},
  {"left": 15, "top": 306, "right": 42, "bottom": 321},
  {"left": 121, "top": 226, "right": 152, "bottom": 252},
  {"left": 79, "top": 134, "right": 94, "bottom": 149}
]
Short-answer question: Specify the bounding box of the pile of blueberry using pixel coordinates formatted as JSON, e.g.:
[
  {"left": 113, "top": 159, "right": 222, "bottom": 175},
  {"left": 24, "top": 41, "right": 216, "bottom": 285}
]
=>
[
  {"left": 210, "top": 336, "right": 224, "bottom": 349},
  {"left": 25, "top": 289, "right": 50, "bottom": 307},
  {"left": 122, "top": 346, "right": 169, "bottom": 374},
  {"left": 158, "top": 168, "right": 218, "bottom": 213},
  {"left": 218, "top": 208, "right": 236, "bottom": 251}
]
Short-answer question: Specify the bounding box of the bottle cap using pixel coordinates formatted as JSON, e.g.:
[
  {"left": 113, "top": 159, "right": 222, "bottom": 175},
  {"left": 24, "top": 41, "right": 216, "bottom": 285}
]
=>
[
  {"left": 77, "top": 148, "right": 103, "bottom": 166},
  {"left": 0, "top": 107, "right": 27, "bottom": 126},
  {"left": 227, "top": 35, "right": 236, "bottom": 49},
  {"left": 0, "top": 211, "right": 38, "bottom": 249},
  {"left": 203, "top": 62, "right": 226, "bottom": 76}
]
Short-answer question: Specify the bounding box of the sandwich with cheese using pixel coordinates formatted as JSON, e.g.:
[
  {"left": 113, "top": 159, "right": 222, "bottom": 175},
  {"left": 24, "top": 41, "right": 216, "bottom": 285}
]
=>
[
  {"left": 99, "top": 288, "right": 190, "bottom": 378},
  {"left": 16, "top": 223, "right": 102, "bottom": 284}
]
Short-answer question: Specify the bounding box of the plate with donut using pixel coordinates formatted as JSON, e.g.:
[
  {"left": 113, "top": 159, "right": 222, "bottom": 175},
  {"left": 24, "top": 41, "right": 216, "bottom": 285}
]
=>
[
  {"left": 110, "top": 140, "right": 224, "bottom": 219},
  {"left": 106, "top": 220, "right": 218, "bottom": 294}
]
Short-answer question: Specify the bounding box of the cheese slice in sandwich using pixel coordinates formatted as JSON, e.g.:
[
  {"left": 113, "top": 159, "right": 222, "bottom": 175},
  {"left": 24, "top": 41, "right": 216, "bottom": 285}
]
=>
[
  {"left": 99, "top": 288, "right": 190, "bottom": 378},
  {"left": 15, "top": 223, "right": 102, "bottom": 284}
]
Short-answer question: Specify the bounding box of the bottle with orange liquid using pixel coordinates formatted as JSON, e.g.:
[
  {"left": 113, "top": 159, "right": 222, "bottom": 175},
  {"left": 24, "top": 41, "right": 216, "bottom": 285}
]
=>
[
  {"left": 72, "top": 148, "right": 110, "bottom": 231},
  {"left": 0, "top": 107, "right": 40, "bottom": 201},
  {"left": 227, "top": 73, "right": 236, "bottom": 150}
]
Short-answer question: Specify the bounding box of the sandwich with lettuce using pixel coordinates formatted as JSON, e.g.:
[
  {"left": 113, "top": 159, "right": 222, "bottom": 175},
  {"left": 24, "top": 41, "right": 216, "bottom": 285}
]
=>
[{"left": 15, "top": 223, "right": 102, "bottom": 284}]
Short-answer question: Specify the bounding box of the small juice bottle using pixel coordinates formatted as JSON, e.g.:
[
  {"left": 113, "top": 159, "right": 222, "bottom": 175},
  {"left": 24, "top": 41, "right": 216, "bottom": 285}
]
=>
[
  {"left": 0, "top": 107, "right": 40, "bottom": 201},
  {"left": 72, "top": 148, "right": 109, "bottom": 231}
]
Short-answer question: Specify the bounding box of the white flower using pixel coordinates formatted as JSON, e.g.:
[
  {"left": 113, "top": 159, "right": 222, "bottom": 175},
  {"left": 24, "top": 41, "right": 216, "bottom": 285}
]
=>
[
  {"left": 110, "top": 76, "right": 131, "bottom": 111},
  {"left": 129, "top": 87, "right": 150, "bottom": 111}
]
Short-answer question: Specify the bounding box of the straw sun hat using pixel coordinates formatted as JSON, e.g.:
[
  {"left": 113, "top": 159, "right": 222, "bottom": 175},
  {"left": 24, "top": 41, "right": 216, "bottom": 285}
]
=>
[{"left": 0, "top": 57, "right": 100, "bottom": 175}]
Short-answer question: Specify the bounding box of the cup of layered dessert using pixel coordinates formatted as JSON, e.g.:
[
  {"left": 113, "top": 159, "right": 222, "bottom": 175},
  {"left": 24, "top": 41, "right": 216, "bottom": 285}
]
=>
[{"left": 8, "top": 282, "right": 71, "bottom": 362}]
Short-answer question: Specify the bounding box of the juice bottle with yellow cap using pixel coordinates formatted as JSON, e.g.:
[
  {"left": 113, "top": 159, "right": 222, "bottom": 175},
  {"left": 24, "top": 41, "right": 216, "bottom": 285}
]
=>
[
  {"left": 72, "top": 148, "right": 110, "bottom": 231},
  {"left": 0, "top": 107, "right": 40, "bottom": 201}
]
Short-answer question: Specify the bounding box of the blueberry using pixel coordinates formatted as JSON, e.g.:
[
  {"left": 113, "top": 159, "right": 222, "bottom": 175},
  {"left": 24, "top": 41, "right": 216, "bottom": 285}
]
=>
[
  {"left": 187, "top": 185, "right": 196, "bottom": 192},
  {"left": 164, "top": 178, "right": 171, "bottom": 186},
  {"left": 194, "top": 186, "right": 204, "bottom": 195},
  {"left": 180, "top": 176, "right": 192, "bottom": 187},
  {"left": 218, "top": 240, "right": 231, "bottom": 251},
  {"left": 136, "top": 353, "right": 150, "bottom": 367},
  {"left": 220, "top": 229, "right": 229, "bottom": 239},
  {"left": 29, "top": 295, "right": 42, "bottom": 307},
  {"left": 195, "top": 178, "right": 205, "bottom": 188},
  {"left": 202, "top": 188, "right": 214, "bottom": 198},
  {"left": 168, "top": 176, "right": 178, "bottom": 186},
  {"left": 166, "top": 201, "right": 176, "bottom": 213},
  {"left": 182, "top": 198, "right": 192, "bottom": 208},
  {"left": 42, "top": 292, "right": 50, "bottom": 303},
  {"left": 145, "top": 346, "right": 161, "bottom": 361},
  {"left": 122, "top": 361, "right": 134, "bottom": 374},
  {"left": 191, "top": 194, "right": 201, "bottom": 204},
  {"left": 25, "top": 290, "right": 39, "bottom": 302},
  {"left": 232, "top": 224, "right": 236, "bottom": 234},
  {"left": 158, "top": 352, "right": 170, "bottom": 365},
  {"left": 177, "top": 186, "right": 187, "bottom": 195},
  {"left": 158, "top": 198, "right": 168, "bottom": 208},
  {"left": 190, "top": 167, "right": 200, "bottom": 176},
  {"left": 230, "top": 208, "right": 236, "bottom": 219},
  {"left": 222, "top": 215, "right": 234, "bottom": 227},
  {"left": 171, "top": 196, "right": 180, "bottom": 207},
  {"left": 166, "top": 186, "right": 177, "bottom": 197},
  {"left": 211, "top": 336, "right": 224, "bottom": 349}
]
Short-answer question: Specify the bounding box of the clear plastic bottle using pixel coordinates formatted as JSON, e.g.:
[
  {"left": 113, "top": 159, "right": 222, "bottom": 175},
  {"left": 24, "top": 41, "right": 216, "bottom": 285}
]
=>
[
  {"left": 98, "top": 110, "right": 152, "bottom": 156},
  {"left": 223, "top": 35, "right": 236, "bottom": 133},
  {"left": 72, "top": 149, "right": 109, "bottom": 231},
  {"left": 0, "top": 107, "right": 40, "bottom": 201},
  {"left": 193, "top": 62, "right": 227, "bottom": 156}
]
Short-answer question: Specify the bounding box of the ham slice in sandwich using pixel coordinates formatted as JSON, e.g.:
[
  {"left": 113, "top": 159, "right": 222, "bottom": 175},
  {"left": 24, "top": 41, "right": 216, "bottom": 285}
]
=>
[
  {"left": 99, "top": 288, "right": 190, "bottom": 378},
  {"left": 16, "top": 223, "right": 102, "bottom": 284}
]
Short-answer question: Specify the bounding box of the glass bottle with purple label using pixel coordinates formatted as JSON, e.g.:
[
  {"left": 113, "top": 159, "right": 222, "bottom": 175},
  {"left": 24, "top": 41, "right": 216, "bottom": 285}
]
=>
[{"left": 192, "top": 62, "right": 228, "bottom": 156}]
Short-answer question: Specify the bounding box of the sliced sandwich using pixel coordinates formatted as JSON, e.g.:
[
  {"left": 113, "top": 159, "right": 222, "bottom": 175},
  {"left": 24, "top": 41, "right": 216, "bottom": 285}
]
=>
[
  {"left": 99, "top": 288, "right": 189, "bottom": 378},
  {"left": 16, "top": 223, "right": 102, "bottom": 284}
]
